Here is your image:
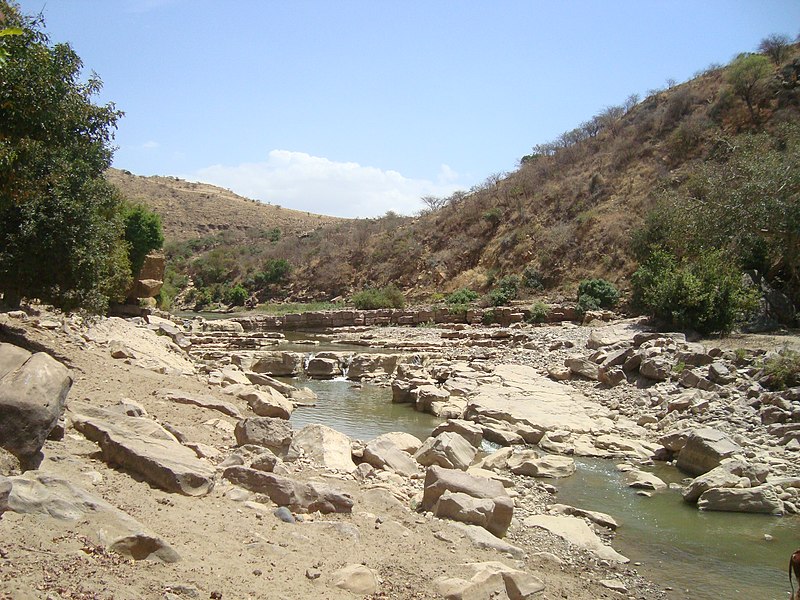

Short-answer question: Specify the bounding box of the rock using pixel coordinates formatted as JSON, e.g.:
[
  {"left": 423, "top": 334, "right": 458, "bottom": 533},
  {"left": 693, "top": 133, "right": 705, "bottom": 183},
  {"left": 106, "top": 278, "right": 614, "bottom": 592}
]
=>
[
  {"left": 466, "top": 364, "right": 604, "bottom": 434},
  {"left": 109, "top": 340, "right": 137, "bottom": 359},
  {"left": 675, "top": 428, "right": 742, "bottom": 476},
  {"left": 412, "top": 384, "right": 450, "bottom": 413},
  {"left": 639, "top": 357, "right": 671, "bottom": 381},
  {"left": 593, "top": 434, "right": 657, "bottom": 460},
  {"left": 422, "top": 466, "right": 512, "bottom": 537},
  {"left": 433, "top": 490, "right": 514, "bottom": 538},
  {"left": 233, "top": 386, "right": 294, "bottom": 419},
  {"left": 391, "top": 379, "right": 414, "bottom": 403},
  {"left": 234, "top": 417, "right": 293, "bottom": 456},
  {"left": 0, "top": 344, "right": 72, "bottom": 469},
  {"left": 599, "top": 579, "right": 628, "bottom": 593},
  {"left": 273, "top": 506, "right": 296, "bottom": 523},
  {"left": 286, "top": 424, "right": 356, "bottom": 472},
  {"left": 564, "top": 356, "right": 599, "bottom": 380},
  {"left": 683, "top": 462, "right": 752, "bottom": 504},
  {"left": 435, "top": 561, "right": 544, "bottom": 600},
  {"left": 697, "top": 485, "right": 784, "bottom": 515},
  {"left": 474, "top": 447, "right": 514, "bottom": 471},
  {"left": 0, "top": 476, "right": 11, "bottom": 517},
  {"left": 524, "top": 514, "right": 629, "bottom": 563},
  {"left": 370, "top": 431, "right": 423, "bottom": 454},
  {"left": 547, "top": 504, "right": 618, "bottom": 530},
  {"left": 510, "top": 454, "right": 576, "bottom": 478},
  {"left": 70, "top": 404, "right": 215, "bottom": 496},
  {"left": 250, "top": 351, "right": 304, "bottom": 376},
  {"left": 414, "top": 432, "right": 477, "bottom": 470},
  {"left": 332, "top": 564, "right": 379, "bottom": 595},
  {"left": 708, "top": 361, "right": 735, "bottom": 384},
  {"left": 598, "top": 366, "right": 626, "bottom": 387},
  {"left": 305, "top": 357, "right": 341, "bottom": 379},
  {"left": 222, "top": 466, "right": 353, "bottom": 513},
  {"left": 447, "top": 522, "right": 526, "bottom": 559},
  {"left": 362, "top": 437, "right": 419, "bottom": 477},
  {"left": 8, "top": 472, "right": 179, "bottom": 562},
  {"left": 481, "top": 425, "right": 525, "bottom": 446},
  {"left": 347, "top": 353, "right": 399, "bottom": 379},
  {"left": 157, "top": 388, "right": 242, "bottom": 418},
  {"left": 624, "top": 468, "right": 667, "bottom": 491}
]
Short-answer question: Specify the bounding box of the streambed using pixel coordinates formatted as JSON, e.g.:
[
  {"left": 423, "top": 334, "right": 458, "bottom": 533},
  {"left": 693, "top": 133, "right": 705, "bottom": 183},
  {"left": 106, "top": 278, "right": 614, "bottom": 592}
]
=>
[{"left": 285, "top": 376, "right": 798, "bottom": 600}]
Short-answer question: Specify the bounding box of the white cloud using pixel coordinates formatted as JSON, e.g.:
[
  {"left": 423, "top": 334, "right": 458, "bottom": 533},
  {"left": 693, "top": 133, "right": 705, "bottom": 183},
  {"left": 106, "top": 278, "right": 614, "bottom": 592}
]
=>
[
  {"left": 141, "top": 140, "right": 160, "bottom": 149},
  {"left": 187, "top": 150, "right": 464, "bottom": 218}
]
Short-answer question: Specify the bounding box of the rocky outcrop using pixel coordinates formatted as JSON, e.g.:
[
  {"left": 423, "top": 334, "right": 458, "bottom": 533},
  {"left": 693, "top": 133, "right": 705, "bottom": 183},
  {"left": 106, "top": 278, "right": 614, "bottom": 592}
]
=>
[
  {"left": 362, "top": 437, "right": 419, "bottom": 476},
  {"left": 674, "top": 428, "right": 742, "bottom": 476},
  {"left": 331, "top": 564, "right": 379, "bottom": 595},
  {"left": 347, "top": 353, "right": 399, "bottom": 380},
  {"left": 249, "top": 351, "right": 304, "bottom": 376},
  {"left": 157, "top": 388, "right": 242, "bottom": 418},
  {"left": 8, "top": 471, "right": 179, "bottom": 562},
  {"left": 697, "top": 485, "right": 784, "bottom": 515},
  {"left": 70, "top": 403, "right": 215, "bottom": 496},
  {"left": 435, "top": 561, "right": 544, "bottom": 600},
  {"left": 0, "top": 343, "right": 72, "bottom": 469},
  {"left": 222, "top": 466, "right": 353, "bottom": 513}
]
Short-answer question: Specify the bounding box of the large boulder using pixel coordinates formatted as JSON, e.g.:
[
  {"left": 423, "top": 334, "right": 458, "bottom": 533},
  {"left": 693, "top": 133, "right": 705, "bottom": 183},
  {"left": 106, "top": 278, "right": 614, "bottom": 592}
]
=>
[
  {"left": 433, "top": 491, "right": 514, "bottom": 538},
  {"left": 285, "top": 424, "right": 356, "bottom": 472},
  {"left": 697, "top": 485, "right": 784, "bottom": 515},
  {"left": 675, "top": 428, "right": 742, "bottom": 476},
  {"left": 510, "top": 454, "right": 576, "bottom": 478},
  {"left": 414, "top": 432, "right": 477, "bottom": 470},
  {"left": 435, "top": 561, "right": 544, "bottom": 600},
  {"left": 370, "top": 431, "right": 423, "bottom": 454},
  {"left": 362, "top": 437, "right": 419, "bottom": 477},
  {"left": 0, "top": 476, "right": 10, "bottom": 517},
  {"left": 682, "top": 463, "right": 751, "bottom": 504},
  {"left": 422, "top": 466, "right": 513, "bottom": 537},
  {"left": 249, "top": 351, "right": 304, "bottom": 376},
  {"left": 432, "top": 419, "right": 484, "bottom": 448},
  {"left": 222, "top": 466, "right": 353, "bottom": 513},
  {"left": 234, "top": 417, "right": 294, "bottom": 456},
  {"left": 305, "top": 357, "right": 341, "bottom": 379},
  {"left": 0, "top": 343, "right": 72, "bottom": 469},
  {"left": 347, "top": 353, "right": 399, "bottom": 380},
  {"left": 412, "top": 385, "right": 451, "bottom": 413},
  {"left": 229, "top": 385, "right": 293, "bottom": 419},
  {"left": 70, "top": 404, "right": 215, "bottom": 496}
]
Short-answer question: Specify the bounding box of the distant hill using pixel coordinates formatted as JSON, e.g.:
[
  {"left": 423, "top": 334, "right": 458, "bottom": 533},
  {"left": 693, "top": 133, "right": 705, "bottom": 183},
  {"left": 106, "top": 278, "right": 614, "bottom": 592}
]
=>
[
  {"left": 105, "top": 169, "right": 342, "bottom": 242},
  {"left": 108, "top": 42, "right": 800, "bottom": 309}
]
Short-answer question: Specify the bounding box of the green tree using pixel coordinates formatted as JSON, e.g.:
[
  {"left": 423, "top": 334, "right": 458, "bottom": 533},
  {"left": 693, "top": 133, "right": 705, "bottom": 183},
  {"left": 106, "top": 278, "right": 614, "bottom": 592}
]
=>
[
  {"left": 123, "top": 203, "right": 164, "bottom": 276},
  {"left": 0, "top": 3, "right": 128, "bottom": 312},
  {"left": 727, "top": 53, "right": 772, "bottom": 124}
]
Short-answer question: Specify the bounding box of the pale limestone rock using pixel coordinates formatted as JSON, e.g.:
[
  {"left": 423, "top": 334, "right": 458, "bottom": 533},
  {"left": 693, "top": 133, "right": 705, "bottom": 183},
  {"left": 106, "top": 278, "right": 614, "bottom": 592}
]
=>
[
  {"left": 524, "top": 514, "right": 629, "bottom": 563},
  {"left": 286, "top": 424, "right": 356, "bottom": 472}
]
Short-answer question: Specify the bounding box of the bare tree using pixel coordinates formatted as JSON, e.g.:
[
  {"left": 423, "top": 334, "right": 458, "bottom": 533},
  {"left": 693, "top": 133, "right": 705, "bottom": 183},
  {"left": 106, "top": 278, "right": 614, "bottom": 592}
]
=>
[
  {"left": 758, "top": 33, "right": 791, "bottom": 65},
  {"left": 420, "top": 195, "right": 447, "bottom": 212},
  {"left": 624, "top": 93, "right": 640, "bottom": 113}
]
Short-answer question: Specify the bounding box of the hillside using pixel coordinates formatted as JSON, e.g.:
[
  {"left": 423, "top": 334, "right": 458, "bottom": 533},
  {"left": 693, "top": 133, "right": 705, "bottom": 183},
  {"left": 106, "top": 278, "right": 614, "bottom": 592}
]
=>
[
  {"left": 106, "top": 169, "right": 342, "bottom": 242},
  {"left": 109, "top": 42, "right": 800, "bottom": 311}
]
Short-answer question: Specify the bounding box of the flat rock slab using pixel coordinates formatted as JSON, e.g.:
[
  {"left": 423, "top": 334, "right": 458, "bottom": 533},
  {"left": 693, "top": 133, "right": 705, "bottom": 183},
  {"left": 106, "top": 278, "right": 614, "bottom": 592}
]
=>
[
  {"left": 7, "top": 471, "right": 179, "bottom": 562},
  {"left": 157, "top": 388, "right": 242, "bottom": 418},
  {"left": 467, "top": 364, "right": 608, "bottom": 434},
  {"left": 69, "top": 403, "right": 215, "bottom": 496},
  {"left": 524, "top": 514, "right": 629, "bottom": 563}
]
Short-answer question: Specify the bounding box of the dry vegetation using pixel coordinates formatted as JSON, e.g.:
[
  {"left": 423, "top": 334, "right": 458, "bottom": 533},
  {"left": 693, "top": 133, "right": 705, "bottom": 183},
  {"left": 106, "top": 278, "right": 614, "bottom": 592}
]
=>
[{"left": 109, "top": 42, "right": 800, "bottom": 307}]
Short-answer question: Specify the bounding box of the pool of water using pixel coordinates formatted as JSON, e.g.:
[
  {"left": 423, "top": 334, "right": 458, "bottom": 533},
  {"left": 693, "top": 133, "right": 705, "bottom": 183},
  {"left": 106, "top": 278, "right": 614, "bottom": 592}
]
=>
[
  {"left": 279, "top": 331, "right": 402, "bottom": 354},
  {"left": 287, "top": 376, "right": 442, "bottom": 442},
  {"left": 556, "top": 458, "right": 799, "bottom": 600}
]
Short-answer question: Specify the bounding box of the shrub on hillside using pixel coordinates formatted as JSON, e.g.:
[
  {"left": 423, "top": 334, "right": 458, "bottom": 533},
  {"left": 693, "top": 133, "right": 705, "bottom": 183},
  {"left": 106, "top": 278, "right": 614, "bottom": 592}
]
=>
[
  {"left": 522, "top": 266, "right": 544, "bottom": 290},
  {"left": 760, "top": 349, "right": 800, "bottom": 390},
  {"left": 352, "top": 285, "right": 405, "bottom": 310},
  {"left": 446, "top": 288, "right": 479, "bottom": 304},
  {"left": 488, "top": 275, "right": 520, "bottom": 307},
  {"left": 254, "top": 258, "right": 291, "bottom": 286},
  {"left": 527, "top": 300, "right": 549, "bottom": 323},
  {"left": 224, "top": 284, "right": 248, "bottom": 306},
  {"left": 631, "top": 249, "right": 758, "bottom": 335},
  {"left": 577, "top": 278, "right": 619, "bottom": 311}
]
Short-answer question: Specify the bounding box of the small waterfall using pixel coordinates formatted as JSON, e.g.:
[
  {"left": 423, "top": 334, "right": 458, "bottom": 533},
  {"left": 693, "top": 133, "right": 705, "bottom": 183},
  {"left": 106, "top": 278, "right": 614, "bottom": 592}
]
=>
[{"left": 303, "top": 352, "right": 315, "bottom": 372}]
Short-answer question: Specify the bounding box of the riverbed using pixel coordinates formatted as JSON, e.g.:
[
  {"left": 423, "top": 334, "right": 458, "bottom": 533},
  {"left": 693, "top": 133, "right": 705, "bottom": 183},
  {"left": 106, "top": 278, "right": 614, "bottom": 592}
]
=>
[{"left": 284, "top": 375, "right": 798, "bottom": 600}]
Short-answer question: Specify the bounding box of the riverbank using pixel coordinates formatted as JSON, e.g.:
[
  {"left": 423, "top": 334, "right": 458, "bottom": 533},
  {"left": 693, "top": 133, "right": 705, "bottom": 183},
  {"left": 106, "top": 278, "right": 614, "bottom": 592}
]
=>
[{"left": 1, "top": 307, "right": 797, "bottom": 599}]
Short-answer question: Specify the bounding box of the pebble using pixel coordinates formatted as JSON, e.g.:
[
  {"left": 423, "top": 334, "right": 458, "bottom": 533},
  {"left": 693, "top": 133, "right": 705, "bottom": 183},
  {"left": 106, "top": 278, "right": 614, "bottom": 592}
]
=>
[{"left": 273, "top": 507, "right": 296, "bottom": 523}]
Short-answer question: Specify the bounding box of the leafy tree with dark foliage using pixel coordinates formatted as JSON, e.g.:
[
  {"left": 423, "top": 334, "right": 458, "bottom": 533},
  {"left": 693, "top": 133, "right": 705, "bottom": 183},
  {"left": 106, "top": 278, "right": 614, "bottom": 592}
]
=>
[{"left": 0, "top": 1, "right": 132, "bottom": 312}]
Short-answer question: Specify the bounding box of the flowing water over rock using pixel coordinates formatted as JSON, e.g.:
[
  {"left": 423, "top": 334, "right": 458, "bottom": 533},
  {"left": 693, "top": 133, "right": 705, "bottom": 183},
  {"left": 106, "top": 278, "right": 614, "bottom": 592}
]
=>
[
  {"left": 556, "top": 458, "right": 797, "bottom": 600},
  {"left": 287, "top": 378, "right": 797, "bottom": 600}
]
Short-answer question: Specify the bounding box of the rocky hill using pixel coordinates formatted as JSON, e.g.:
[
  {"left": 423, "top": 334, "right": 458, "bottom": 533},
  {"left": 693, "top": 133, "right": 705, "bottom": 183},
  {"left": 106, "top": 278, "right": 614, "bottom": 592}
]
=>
[{"left": 108, "top": 43, "right": 800, "bottom": 308}]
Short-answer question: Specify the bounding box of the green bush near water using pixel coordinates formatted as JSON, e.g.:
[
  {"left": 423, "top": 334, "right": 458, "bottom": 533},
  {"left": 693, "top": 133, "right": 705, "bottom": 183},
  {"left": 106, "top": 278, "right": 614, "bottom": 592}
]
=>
[{"left": 352, "top": 285, "right": 405, "bottom": 309}]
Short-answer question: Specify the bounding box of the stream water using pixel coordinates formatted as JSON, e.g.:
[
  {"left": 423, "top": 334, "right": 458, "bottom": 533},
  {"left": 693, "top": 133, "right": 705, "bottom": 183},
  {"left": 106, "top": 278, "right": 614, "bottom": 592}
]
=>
[{"left": 285, "top": 377, "right": 798, "bottom": 600}]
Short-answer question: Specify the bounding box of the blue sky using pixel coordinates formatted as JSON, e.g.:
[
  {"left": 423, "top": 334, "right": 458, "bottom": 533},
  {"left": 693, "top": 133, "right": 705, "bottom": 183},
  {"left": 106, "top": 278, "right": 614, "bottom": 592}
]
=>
[{"left": 17, "top": 0, "right": 800, "bottom": 217}]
